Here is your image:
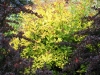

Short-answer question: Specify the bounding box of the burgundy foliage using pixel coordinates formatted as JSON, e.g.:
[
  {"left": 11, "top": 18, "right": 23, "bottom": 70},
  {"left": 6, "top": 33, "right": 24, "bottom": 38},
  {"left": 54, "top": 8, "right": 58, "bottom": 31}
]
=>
[
  {"left": 0, "top": 0, "right": 42, "bottom": 75},
  {"left": 58, "top": 7, "right": 100, "bottom": 75}
]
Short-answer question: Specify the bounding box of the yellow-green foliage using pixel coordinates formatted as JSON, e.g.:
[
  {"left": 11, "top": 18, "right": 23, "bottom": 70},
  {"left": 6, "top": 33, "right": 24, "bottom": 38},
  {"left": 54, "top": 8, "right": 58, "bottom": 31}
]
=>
[{"left": 10, "top": 0, "right": 93, "bottom": 72}]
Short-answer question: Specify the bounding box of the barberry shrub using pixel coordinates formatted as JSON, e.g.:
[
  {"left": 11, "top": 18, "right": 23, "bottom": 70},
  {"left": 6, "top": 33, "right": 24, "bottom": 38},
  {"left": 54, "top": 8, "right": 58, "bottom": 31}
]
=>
[
  {"left": 59, "top": 7, "right": 100, "bottom": 75},
  {"left": 0, "top": 0, "right": 42, "bottom": 75}
]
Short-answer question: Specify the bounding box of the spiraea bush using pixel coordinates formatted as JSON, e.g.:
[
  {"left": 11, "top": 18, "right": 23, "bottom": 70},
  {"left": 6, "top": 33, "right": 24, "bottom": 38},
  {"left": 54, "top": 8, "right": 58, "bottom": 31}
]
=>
[{"left": 10, "top": 0, "right": 94, "bottom": 73}]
